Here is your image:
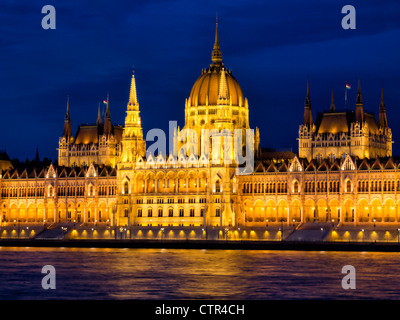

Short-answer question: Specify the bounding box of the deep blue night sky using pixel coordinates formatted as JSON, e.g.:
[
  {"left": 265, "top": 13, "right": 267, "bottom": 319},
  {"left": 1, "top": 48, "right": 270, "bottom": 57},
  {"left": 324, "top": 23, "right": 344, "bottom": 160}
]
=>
[{"left": 1, "top": 0, "right": 400, "bottom": 161}]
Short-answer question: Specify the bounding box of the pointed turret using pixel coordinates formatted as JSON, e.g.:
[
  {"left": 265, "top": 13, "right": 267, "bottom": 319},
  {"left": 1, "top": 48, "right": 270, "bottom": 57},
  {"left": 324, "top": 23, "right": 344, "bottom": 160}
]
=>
[
  {"left": 211, "top": 18, "right": 222, "bottom": 66},
  {"left": 356, "top": 78, "right": 363, "bottom": 104},
  {"left": 103, "top": 94, "right": 112, "bottom": 136},
  {"left": 120, "top": 69, "right": 146, "bottom": 163},
  {"left": 96, "top": 103, "right": 102, "bottom": 126},
  {"left": 355, "top": 78, "right": 364, "bottom": 123},
  {"left": 128, "top": 68, "right": 139, "bottom": 110},
  {"left": 35, "top": 146, "right": 40, "bottom": 162},
  {"left": 330, "top": 89, "right": 335, "bottom": 112},
  {"left": 378, "top": 87, "right": 388, "bottom": 128},
  {"left": 302, "top": 81, "right": 313, "bottom": 127},
  {"left": 217, "top": 69, "right": 229, "bottom": 105},
  {"left": 62, "top": 96, "right": 73, "bottom": 139}
]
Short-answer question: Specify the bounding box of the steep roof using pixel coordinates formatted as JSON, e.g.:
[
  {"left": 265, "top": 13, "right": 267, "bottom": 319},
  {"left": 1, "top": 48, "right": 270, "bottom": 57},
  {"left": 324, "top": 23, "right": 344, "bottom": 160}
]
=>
[
  {"left": 74, "top": 124, "right": 123, "bottom": 145},
  {"left": 315, "top": 110, "right": 379, "bottom": 135}
]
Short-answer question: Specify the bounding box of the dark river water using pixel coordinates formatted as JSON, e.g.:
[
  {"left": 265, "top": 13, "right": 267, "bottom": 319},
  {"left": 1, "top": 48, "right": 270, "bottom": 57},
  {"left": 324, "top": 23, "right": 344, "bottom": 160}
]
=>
[{"left": 0, "top": 247, "right": 399, "bottom": 300}]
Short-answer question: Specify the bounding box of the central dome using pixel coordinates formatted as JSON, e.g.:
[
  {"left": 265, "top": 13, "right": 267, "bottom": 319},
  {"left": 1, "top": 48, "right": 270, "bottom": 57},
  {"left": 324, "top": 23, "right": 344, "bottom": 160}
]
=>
[
  {"left": 184, "top": 21, "right": 250, "bottom": 133},
  {"left": 188, "top": 21, "right": 245, "bottom": 108},
  {"left": 188, "top": 65, "right": 244, "bottom": 107},
  {"left": 179, "top": 21, "right": 259, "bottom": 157}
]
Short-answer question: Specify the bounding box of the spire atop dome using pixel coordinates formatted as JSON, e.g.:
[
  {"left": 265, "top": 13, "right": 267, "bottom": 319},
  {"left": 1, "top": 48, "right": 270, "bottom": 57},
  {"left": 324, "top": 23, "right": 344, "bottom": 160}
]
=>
[{"left": 211, "top": 17, "right": 223, "bottom": 65}]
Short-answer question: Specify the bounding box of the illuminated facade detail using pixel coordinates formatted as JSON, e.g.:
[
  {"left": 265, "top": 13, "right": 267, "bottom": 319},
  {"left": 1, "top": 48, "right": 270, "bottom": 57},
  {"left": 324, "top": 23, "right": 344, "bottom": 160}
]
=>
[
  {"left": 0, "top": 163, "right": 116, "bottom": 224},
  {"left": 241, "top": 155, "right": 400, "bottom": 226},
  {"left": 58, "top": 96, "right": 123, "bottom": 168},
  {"left": 0, "top": 23, "right": 398, "bottom": 232},
  {"left": 298, "top": 80, "right": 392, "bottom": 161}
]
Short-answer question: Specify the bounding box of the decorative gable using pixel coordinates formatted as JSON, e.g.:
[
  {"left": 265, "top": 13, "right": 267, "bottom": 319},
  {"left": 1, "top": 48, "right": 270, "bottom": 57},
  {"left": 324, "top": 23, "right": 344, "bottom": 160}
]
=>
[
  {"left": 87, "top": 163, "right": 97, "bottom": 177},
  {"left": 47, "top": 164, "right": 56, "bottom": 178},
  {"left": 289, "top": 156, "right": 303, "bottom": 172},
  {"left": 341, "top": 154, "right": 355, "bottom": 171}
]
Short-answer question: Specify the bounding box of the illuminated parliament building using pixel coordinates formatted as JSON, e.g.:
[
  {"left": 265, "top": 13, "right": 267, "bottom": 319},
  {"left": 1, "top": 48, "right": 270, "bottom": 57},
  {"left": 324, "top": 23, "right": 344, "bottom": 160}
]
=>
[{"left": 0, "top": 24, "right": 397, "bottom": 240}]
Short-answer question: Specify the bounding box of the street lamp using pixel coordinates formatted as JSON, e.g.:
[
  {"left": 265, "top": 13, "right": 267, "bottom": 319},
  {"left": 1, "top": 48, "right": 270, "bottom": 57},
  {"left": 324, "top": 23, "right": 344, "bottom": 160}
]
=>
[{"left": 397, "top": 228, "right": 400, "bottom": 244}]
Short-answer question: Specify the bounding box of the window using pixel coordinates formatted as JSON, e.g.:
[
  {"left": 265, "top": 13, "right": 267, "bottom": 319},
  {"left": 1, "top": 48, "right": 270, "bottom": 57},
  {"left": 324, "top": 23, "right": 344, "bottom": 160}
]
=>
[
  {"left": 158, "top": 208, "right": 163, "bottom": 217},
  {"left": 215, "top": 180, "right": 221, "bottom": 192},
  {"left": 179, "top": 208, "right": 184, "bottom": 217},
  {"left": 168, "top": 208, "right": 173, "bottom": 217},
  {"left": 148, "top": 208, "right": 153, "bottom": 217},
  {"left": 124, "top": 209, "right": 129, "bottom": 218},
  {"left": 137, "top": 208, "right": 142, "bottom": 217},
  {"left": 190, "top": 208, "right": 195, "bottom": 217},
  {"left": 200, "top": 208, "right": 204, "bottom": 217},
  {"left": 216, "top": 208, "right": 220, "bottom": 217},
  {"left": 124, "top": 182, "right": 129, "bottom": 195},
  {"left": 293, "top": 181, "right": 299, "bottom": 193},
  {"left": 346, "top": 180, "right": 352, "bottom": 192}
]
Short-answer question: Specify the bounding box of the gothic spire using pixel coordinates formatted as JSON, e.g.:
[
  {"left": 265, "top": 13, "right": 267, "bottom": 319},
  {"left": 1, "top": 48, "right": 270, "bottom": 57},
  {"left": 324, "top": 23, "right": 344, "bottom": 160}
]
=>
[
  {"left": 62, "top": 96, "right": 73, "bottom": 139},
  {"left": 330, "top": 89, "right": 335, "bottom": 112},
  {"left": 128, "top": 68, "right": 139, "bottom": 110},
  {"left": 356, "top": 77, "right": 363, "bottom": 104},
  {"left": 103, "top": 94, "right": 112, "bottom": 136},
  {"left": 355, "top": 78, "right": 364, "bottom": 123},
  {"left": 303, "top": 81, "right": 313, "bottom": 126},
  {"left": 97, "top": 103, "right": 102, "bottom": 125},
  {"left": 65, "top": 95, "right": 70, "bottom": 121},
  {"left": 105, "top": 93, "right": 110, "bottom": 118},
  {"left": 378, "top": 86, "right": 388, "bottom": 128}
]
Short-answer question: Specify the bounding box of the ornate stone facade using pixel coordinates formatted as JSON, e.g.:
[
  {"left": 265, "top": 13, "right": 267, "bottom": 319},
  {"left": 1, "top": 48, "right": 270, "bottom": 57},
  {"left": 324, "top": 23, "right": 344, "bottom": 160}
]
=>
[{"left": 0, "top": 23, "right": 397, "bottom": 233}]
